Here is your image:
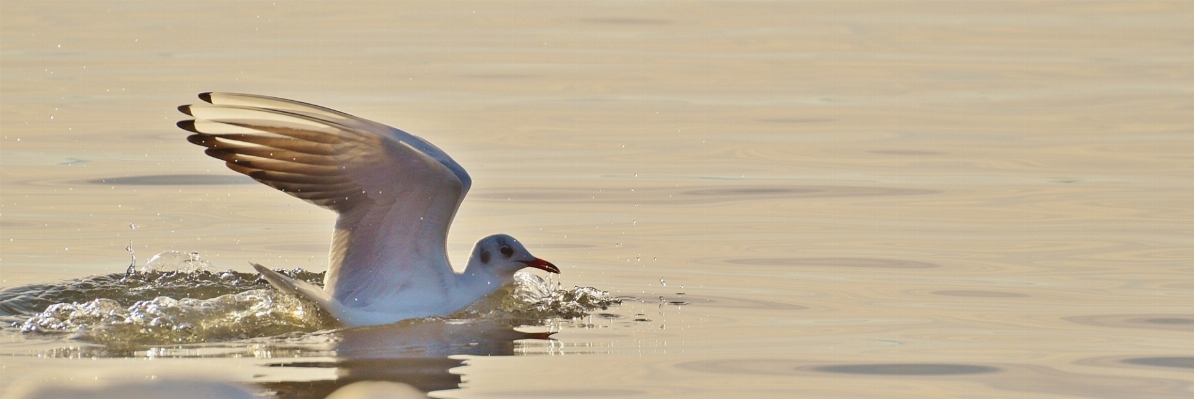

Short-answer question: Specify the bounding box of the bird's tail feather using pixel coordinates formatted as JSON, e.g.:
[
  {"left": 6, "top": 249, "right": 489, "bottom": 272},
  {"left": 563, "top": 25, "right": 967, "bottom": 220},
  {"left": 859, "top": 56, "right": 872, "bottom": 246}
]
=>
[{"left": 251, "top": 262, "right": 338, "bottom": 314}]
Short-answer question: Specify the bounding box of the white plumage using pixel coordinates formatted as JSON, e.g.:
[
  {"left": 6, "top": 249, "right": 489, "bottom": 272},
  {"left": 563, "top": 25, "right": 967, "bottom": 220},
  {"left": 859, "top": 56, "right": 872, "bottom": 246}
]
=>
[{"left": 177, "top": 93, "right": 559, "bottom": 327}]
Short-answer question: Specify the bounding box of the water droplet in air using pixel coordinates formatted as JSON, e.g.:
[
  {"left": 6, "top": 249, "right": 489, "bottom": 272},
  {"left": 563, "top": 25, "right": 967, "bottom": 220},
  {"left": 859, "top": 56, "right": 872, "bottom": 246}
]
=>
[
  {"left": 659, "top": 277, "right": 666, "bottom": 287},
  {"left": 125, "top": 241, "right": 136, "bottom": 274}
]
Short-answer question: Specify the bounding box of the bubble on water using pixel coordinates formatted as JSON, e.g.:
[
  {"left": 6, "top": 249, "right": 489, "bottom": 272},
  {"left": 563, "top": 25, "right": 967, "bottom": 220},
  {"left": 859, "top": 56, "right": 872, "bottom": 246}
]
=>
[{"left": 144, "top": 251, "right": 212, "bottom": 273}]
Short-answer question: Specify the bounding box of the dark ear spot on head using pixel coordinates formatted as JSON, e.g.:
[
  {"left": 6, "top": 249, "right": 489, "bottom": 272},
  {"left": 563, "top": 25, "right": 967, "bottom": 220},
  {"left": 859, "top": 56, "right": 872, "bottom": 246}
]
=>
[{"left": 479, "top": 250, "right": 490, "bottom": 264}]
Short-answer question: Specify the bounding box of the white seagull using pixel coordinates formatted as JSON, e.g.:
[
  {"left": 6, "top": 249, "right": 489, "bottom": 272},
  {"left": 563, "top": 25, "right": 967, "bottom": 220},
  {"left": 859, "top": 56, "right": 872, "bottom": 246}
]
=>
[{"left": 177, "top": 92, "right": 559, "bottom": 327}]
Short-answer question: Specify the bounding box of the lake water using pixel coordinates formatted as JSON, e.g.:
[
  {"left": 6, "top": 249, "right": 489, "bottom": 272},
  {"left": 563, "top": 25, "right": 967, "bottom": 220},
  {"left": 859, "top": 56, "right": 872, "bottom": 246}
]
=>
[{"left": 2, "top": 2, "right": 1192, "bottom": 398}]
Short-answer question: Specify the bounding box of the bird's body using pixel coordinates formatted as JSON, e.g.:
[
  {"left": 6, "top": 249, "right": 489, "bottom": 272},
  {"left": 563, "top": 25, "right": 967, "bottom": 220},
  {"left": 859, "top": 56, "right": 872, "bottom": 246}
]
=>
[{"left": 177, "top": 93, "right": 558, "bottom": 327}]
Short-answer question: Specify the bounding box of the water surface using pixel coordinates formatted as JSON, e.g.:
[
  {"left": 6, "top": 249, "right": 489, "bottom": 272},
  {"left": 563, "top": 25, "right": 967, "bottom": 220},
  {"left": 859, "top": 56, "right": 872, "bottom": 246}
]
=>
[{"left": 2, "top": 2, "right": 1192, "bottom": 398}]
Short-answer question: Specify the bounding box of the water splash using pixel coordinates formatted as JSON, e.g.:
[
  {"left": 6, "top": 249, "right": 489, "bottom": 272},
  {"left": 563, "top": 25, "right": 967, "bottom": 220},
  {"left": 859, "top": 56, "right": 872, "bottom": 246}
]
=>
[
  {"left": 126, "top": 241, "right": 136, "bottom": 275},
  {"left": 143, "top": 250, "right": 213, "bottom": 273},
  {"left": 3, "top": 252, "right": 620, "bottom": 347},
  {"left": 440, "top": 273, "right": 619, "bottom": 323},
  {"left": 3, "top": 263, "right": 331, "bottom": 345},
  {"left": 18, "top": 290, "right": 326, "bottom": 345},
  {"left": 125, "top": 223, "right": 137, "bottom": 274}
]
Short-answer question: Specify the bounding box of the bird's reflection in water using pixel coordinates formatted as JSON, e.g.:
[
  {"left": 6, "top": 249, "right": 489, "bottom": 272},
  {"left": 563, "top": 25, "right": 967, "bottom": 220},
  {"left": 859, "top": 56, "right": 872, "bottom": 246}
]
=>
[{"left": 261, "top": 319, "right": 552, "bottom": 399}]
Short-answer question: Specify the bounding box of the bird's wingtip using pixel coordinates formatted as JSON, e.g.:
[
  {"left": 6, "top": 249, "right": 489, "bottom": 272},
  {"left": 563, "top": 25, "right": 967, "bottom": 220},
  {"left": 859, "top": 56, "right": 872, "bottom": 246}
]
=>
[
  {"left": 176, "top": 119, "right": 198, "bottom": 132},
  {"left": 177, "top": 104, "right": 193, "bottom": 116},
  {"left": 198, "top": 92, "right": 213, "bottom": 103}
]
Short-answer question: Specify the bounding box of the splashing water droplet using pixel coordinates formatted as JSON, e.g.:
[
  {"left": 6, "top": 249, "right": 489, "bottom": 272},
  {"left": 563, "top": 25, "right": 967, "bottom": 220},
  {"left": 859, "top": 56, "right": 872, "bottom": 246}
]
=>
[
  {"left": 659, "top": 277, "right": 666, "bottom": 287},
  {"left": 125, "top": 241, "right": 136, "bottom": 275}
]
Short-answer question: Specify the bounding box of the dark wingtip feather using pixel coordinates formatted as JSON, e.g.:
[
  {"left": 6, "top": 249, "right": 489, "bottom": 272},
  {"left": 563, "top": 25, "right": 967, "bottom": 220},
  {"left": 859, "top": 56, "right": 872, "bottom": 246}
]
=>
[
  {"left": 177, "top": 120, "right": 198, "bottom": 133},
  {"left": 198, "top": 92, "right": 213, "bottom": 103},
  {"left": 205, "top": 148, "right": 237, "bottom": 162},
  {"left": 177, "top": 105, "right": 193, "bottom": 116},
  {"left": 186, "top": 133, "right": 214, "bottom": 147}
]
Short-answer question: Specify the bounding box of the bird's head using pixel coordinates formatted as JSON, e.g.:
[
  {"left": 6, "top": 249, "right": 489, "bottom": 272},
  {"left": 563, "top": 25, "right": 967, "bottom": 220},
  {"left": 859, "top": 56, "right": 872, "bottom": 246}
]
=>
[{"left": 469, "top": 234, "right": 559, "bottom": 276}]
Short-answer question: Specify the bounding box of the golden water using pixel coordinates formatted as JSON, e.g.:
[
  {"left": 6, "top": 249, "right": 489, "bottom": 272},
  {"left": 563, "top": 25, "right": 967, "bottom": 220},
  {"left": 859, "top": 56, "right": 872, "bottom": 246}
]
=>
[{"left": 2, "top": 2, "right": 1192, "bottom": 398}]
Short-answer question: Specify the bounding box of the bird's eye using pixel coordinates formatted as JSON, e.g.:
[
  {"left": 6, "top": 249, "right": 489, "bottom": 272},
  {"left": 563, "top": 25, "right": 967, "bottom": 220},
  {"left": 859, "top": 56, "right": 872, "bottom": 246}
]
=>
[{"left": 499, "top": 245, "right": 513, "bottom": 257}]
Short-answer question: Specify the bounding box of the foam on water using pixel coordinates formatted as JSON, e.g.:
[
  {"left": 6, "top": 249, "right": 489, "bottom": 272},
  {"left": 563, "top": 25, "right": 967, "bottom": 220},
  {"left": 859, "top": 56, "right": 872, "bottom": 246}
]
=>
[
  {"left": 17, "top": 290, "right": 325, "bottom": 345},
  {"left": 2, "top": 252, "right": 621, "bottom": 347},
  {"left": 453, "top": 272, "right": 620, "bottom": 321}
]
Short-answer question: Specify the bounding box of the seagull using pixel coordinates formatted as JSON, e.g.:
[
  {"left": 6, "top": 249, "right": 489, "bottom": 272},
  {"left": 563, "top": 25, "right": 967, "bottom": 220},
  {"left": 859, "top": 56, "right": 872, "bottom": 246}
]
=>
[{"left": 176, "top": 92, "right": 559, "bottom": 327}]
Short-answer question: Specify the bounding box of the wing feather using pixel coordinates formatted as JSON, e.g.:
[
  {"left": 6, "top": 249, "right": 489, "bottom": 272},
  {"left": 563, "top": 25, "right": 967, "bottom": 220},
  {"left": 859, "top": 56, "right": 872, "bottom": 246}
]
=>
[
  {"left": 184, "top": 132, "right": 336, "bottom": 156},
  {"left": 205, "top": 147, "right": 338, "bottom": 166},
  {"left": 194, "top": 93, "right": 471, "bottom": 193},
  {"left": 177, "top": 92, "right": 470, "bottom": 305}
]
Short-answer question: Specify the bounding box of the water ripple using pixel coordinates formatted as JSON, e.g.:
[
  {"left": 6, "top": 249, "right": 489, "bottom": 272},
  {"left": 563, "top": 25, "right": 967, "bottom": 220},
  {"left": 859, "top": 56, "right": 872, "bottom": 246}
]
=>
[
  {"left": 724, "top": 257, "right": 939, "bottom": 269},
  {"left": 84, "top": 174, "right": 254, "bottom": 186},
  {"left": 1064, "top": 314, "right": 1194, "bottom": 332}
]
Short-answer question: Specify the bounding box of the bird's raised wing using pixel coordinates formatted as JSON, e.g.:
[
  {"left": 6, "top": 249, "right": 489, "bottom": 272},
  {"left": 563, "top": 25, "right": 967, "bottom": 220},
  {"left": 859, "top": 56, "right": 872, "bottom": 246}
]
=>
[{"left": 177, "top": 92, "right": 471, "bottom": 306}]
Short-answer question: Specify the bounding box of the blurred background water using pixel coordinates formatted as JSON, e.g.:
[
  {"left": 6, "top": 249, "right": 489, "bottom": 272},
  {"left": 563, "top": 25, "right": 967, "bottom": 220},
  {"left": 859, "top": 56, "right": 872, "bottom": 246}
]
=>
[{"left": 2, "top": 2, "right": 1192, "bottom": 398}]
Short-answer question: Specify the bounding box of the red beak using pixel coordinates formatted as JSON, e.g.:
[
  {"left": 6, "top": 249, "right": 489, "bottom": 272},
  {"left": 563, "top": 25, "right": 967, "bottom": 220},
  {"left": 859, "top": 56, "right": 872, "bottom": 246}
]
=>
[{"left": 519, "top": 258, "right": 560, "bottom": 274}]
